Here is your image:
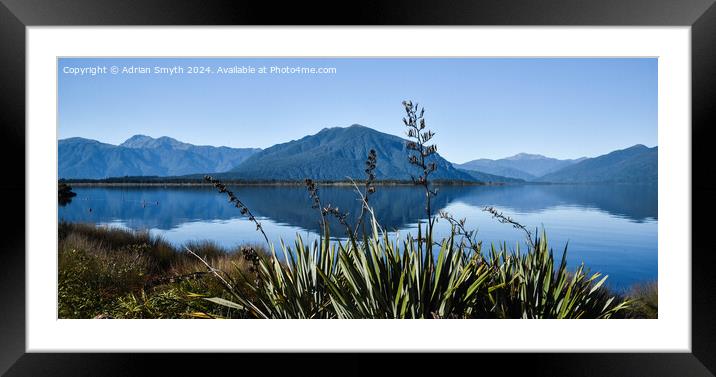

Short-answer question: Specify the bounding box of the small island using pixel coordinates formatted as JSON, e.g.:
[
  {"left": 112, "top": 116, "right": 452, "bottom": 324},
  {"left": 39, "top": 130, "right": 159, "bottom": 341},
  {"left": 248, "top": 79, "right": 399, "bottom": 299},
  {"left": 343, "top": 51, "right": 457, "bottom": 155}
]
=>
[{"left": 58, "top": 182, "right": 77, "bottom": 206}]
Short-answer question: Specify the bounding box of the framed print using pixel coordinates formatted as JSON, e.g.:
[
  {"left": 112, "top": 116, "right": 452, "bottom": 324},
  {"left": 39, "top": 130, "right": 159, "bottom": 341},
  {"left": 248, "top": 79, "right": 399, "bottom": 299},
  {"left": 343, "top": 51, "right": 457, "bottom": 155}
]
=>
[{"left": 2, "top": 0, "right": 716, "bottom": 375}]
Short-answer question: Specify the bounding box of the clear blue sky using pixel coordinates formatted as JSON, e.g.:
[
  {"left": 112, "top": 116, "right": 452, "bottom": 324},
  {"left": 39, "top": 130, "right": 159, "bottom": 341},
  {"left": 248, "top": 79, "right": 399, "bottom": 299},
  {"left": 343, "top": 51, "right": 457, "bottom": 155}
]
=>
[{"left": 58, "top": 57, "right": 657, "bottom": 162}]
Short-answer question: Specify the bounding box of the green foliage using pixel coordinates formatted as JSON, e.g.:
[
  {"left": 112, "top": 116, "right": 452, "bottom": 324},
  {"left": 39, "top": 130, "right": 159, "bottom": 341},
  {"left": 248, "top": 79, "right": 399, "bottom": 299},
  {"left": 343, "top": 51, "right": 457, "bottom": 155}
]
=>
[
  {"left": 58, "top": 246, "right": 147, "bottom": 318},
  {"left": 112, "top": 281, "right": 239, "bottom": 319},
  {"left": 201, "top": 214, "right": 630, "bottom": 319},
  {"left": 324, "top": 221, "right": 490, "bottom": 318},
  {"left": 483, "top": 233, "right": 630, "bottom": 319},
  {"left": 113, "top": 288, "right": 191, "bottom": 319},
  {"left": 206, "top": 232, "right": 339, "bottom": 319}
]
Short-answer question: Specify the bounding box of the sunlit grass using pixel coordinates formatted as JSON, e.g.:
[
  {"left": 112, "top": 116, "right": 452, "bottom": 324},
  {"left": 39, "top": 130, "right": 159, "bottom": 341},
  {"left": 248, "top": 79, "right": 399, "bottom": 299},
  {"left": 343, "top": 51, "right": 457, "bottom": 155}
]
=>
[{"left": 58, "top": 221, "right": 266, "bottom": 318}]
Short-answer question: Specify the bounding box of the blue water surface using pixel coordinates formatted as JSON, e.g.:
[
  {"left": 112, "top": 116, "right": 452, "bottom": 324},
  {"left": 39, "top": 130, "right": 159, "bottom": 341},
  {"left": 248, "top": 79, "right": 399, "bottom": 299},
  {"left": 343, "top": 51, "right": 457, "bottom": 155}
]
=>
[{"left": 59, "top": 184, "right": 657, "bottom": 290}]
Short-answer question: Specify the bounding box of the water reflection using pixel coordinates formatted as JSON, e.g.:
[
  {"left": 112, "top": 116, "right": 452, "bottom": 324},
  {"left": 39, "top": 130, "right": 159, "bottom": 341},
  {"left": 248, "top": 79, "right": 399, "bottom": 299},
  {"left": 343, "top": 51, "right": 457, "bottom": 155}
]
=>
[
  {"left": 58, "top": 184, "right": 657, "bottom": 289},
  {"left": 58, "top": 184, "right": 656, "bottom": 232}
]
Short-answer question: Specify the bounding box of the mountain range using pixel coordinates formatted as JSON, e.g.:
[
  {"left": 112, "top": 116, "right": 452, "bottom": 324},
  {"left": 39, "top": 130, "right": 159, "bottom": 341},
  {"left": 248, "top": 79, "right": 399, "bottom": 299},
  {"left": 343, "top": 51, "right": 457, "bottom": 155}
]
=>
[
  {"left": 58, "top": 125, "right": 657, "bottom": 184},
  {"left": 454, "top": 145, "right": 656, "bottom": 184},
  {"left": 454, "top": 154, "right": 588, "bottom": 181},
  {"left": 58, "top": 136, "right": 260, "bottom": 179},
  {"left": 536, "top": 144, "right": 657, "bottom": 184}
]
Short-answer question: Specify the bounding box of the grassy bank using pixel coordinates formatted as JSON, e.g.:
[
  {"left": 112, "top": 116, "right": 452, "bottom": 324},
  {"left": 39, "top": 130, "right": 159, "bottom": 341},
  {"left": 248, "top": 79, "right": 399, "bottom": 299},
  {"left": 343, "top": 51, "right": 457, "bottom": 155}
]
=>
[{"left": 58, "top": 222, "right": 265, "bottom": 318}]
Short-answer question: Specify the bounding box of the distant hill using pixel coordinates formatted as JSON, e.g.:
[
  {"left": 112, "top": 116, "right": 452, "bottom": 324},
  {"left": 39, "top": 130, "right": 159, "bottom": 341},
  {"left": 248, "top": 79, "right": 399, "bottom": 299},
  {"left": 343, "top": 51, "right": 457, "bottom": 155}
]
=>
[
  {"left": 58, "top": 136, "right": 260, "bottom": 179},
  {"left": 454, "top": 160, "right": 537, "bottom": 181},
  {"left": 536, "top": 145, "right": 657, "bottom": 184},
  {"left": 456, "top": 169, "right": 525, "bottom": 184},
  {"left": 455, "top": 153, "right": 586, "bottom": 181},
  {"left": 225, "top": 124, "right": 512, "bottom": 182}
]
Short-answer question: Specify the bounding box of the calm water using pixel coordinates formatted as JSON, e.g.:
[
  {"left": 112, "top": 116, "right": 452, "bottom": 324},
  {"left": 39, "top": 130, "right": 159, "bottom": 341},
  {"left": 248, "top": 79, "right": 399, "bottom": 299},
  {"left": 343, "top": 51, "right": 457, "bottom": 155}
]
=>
[{"left": 59, "top": 184, "right": 657, "bottom": 290}]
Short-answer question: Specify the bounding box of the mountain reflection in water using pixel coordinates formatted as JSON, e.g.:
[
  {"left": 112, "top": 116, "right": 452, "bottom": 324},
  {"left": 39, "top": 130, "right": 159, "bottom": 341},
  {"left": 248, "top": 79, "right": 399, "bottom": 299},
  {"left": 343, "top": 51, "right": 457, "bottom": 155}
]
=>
[{"left": 59, "top": 184, "right": 657, "bottom": 289}]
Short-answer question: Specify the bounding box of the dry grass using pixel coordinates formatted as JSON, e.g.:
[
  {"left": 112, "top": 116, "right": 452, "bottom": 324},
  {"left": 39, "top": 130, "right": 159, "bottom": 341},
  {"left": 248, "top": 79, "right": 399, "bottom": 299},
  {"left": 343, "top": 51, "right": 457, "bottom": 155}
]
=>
[
  {"left": 624, "top": 281, "right": 658, "bottom": 318},
  {"left": 58, "top": 221, "right": 266, "bottom": 318}
]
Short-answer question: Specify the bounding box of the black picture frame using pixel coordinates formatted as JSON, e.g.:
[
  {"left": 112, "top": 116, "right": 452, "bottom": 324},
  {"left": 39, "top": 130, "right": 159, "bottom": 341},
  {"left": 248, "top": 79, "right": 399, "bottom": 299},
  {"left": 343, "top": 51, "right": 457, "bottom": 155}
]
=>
[{"left": 1, "top": 0, "right": 715, "bottom": 375}]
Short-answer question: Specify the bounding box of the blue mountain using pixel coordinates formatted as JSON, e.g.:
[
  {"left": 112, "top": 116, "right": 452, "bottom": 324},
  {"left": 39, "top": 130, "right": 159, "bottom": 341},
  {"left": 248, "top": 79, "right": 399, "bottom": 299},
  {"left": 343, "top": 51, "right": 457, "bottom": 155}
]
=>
[
  {"left": 454, "top": 159, "right": 538, "bottom": 181},
  {"left": 225, "top": 124, "right": 516, "bottom": 182},
  {"left": 455, "top": 153, "right": 586, "bottom": 181},
  {"left": 456, "top": 169, "right": 525, "bottom": 184},
  {"left": 58, "top": 136, "right": 260, "bottom": 179},
  {"left": 536, "top": 145, "right": 657, "bottom": 184}
]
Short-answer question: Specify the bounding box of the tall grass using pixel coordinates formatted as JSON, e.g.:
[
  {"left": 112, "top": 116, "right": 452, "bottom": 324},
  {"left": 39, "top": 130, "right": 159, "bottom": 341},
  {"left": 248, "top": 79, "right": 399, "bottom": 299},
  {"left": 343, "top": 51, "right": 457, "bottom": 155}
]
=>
[{"left": 58, "top": 222, "right": 265, "bottom": 318}]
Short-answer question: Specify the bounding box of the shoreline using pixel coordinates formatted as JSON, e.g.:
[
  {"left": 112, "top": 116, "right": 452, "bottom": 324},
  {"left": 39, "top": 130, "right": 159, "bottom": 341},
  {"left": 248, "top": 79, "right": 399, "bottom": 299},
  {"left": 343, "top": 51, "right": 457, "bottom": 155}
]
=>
[
  {"left": 61, "top": 180, "right": 655, "bottom": 187},
  {"left": 64, "top": 180, "right": 519, "bottom": 187}
]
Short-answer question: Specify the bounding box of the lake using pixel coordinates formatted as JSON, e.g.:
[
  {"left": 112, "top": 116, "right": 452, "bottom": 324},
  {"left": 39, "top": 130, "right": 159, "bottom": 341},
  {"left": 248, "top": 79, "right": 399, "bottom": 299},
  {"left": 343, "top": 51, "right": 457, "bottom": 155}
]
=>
[{"left": 58, "top": 184, "right": 657, "bottom": 290}]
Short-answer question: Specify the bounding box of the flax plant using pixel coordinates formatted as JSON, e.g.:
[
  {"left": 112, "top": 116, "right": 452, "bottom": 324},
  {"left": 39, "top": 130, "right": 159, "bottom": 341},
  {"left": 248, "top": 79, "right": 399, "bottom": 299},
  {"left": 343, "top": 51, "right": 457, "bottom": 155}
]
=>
[
  {"left": 483, "top": 234, "right": 631, "bottom": 319},
  {"left": 321, "top": 210, "right": 491, "bottom": 318}
]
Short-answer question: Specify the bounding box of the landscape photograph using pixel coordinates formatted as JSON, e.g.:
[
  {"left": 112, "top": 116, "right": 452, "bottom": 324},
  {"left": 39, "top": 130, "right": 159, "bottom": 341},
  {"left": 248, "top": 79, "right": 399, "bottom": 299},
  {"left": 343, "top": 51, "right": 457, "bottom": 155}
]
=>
[{"left": 57, "top": 57, "right": 658, "bottom": 319}]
